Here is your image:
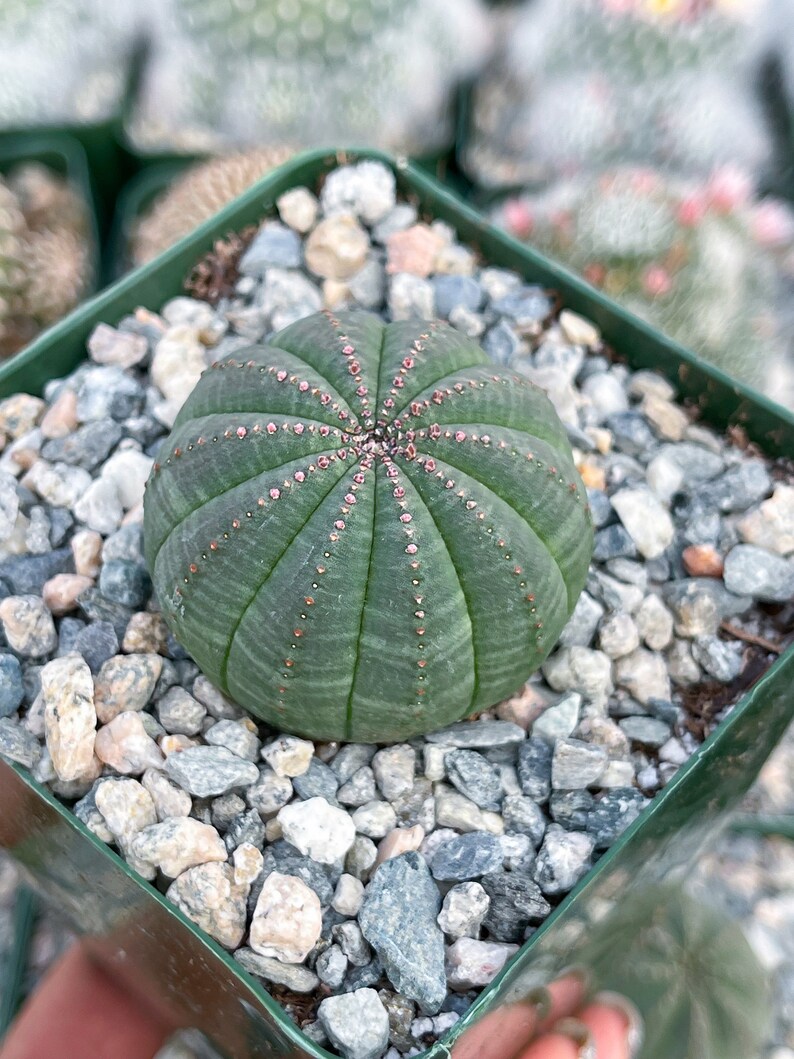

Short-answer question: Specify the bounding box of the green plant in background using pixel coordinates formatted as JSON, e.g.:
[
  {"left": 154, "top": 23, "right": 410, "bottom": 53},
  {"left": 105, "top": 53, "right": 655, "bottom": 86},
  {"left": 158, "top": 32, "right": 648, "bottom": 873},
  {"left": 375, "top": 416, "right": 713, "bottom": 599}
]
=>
[
  {"left": 128, "top": 0, "right": 490, "bottom": 155},
  {"left": 144, "top": 310, "right": 593, "bottom": 742},
  {"left": 495, "top": 166, "right": 794, "bottom": 400},
  {"left": 0, "top": 0, "right": 137, "bottom": 128},
  {"left": 464, "top": 0, "right": 770, "bottom": 188},
  {"left": 131, "top": 148, "right": 295, "bottom": 266},
  {"left": 578, "top": 885, "right": 771, "bottom": 1059},
  {"left": 0, "top": 164, "right": 92, "bottom": 359}
]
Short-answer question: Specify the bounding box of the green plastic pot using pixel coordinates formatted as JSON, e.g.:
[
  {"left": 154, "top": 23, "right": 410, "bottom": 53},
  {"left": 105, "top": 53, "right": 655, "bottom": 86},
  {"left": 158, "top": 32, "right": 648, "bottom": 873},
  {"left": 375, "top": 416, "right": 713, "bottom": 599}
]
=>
[{"left": 0, "top": 148, "right": 792, "bottom": 1059}]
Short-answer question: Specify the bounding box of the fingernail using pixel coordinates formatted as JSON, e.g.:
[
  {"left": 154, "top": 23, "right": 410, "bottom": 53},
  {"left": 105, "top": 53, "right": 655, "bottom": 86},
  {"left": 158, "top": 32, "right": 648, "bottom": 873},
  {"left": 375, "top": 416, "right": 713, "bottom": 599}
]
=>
[
  {"left": 520, "top": 985, "right": 552, "bottom": 1021},
  {"left": 557, "top": 963, "right": 593, "bottom": 995},
  {"left": 592, "top": 991, "right": 645, "bottom": 1058},
  {"left": 553, "top": 1017, "right": 597, "bottom": 1059}
]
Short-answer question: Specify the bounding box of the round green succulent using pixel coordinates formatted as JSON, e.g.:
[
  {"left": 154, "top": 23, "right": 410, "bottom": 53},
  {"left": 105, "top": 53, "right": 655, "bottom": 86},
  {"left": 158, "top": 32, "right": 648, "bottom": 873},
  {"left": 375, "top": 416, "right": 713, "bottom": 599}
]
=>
[
  {"left": 144, "top": 311, "right": 593, "bottom": 742},
  {"left": 578, "top": 885, "right": 771, "bottom": 1059}
]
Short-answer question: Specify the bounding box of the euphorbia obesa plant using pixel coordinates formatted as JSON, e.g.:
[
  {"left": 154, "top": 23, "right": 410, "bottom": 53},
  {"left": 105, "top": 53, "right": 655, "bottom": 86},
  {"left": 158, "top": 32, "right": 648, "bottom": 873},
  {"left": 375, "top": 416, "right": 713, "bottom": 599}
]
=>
[{"left": 144, "top": 311, "right": 593, "bottom": 741}]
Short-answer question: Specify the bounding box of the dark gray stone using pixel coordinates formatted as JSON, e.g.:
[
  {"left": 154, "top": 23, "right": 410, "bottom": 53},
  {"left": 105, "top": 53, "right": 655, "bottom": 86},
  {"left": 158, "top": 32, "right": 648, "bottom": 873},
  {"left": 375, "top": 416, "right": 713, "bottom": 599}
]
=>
[
  {"left": 103, "top": 524, "right": 145, "bottom": 564},
  {"left": 586, "top": 489, "right": 614, "bottom": 528},
  {"left": 432, "top": 275, "right": 483, "bottom": 317},
  {"left": 359, "top": 852, "right": 446, "bottom": 1013},
  {"left": 0, "top": 547, "right": 73, "bottom": 594},
  {"left": 48, "top": 508, "right": 75, "bottom": 548},
  {"left": 425, "top": 720, "right": 524, "bottom": 749},
  {"left": 234, "top": 948, "right": 319, "bottom": 993},
  {"left": 73, "top": 621, "right": 119, "bottom": 673},
  {"left": 483, "top": 320, "right": 522, "bottom": 364},
  {"left": 492, "top": 287, "right": 552, "bottom": 328},
  {"left": 77, "top": 588, "right": 133, "bottom": 640},
  {"left": 98, "top": 559, "right": 152, "bottom": 609},
  {"left": 481, "top": 871, "right": 551, "bottom": 942},
  {"left": 549, "top": 790, "right": 594, "bottom": 831},
  {"left": 223, "top": 808, "right": 265, "bottom": 852},
  {"left": 293, "top": 757, "right": 341, "bottom": 804},
  {"left": 0, "top": 654, "right": 23, "bottom": 717},
  {"left": 593, "top": 524, "right": 637, "bottom": 561},
  {"left": 517, "top": 738, "right": 553, "bottom": 803},
  {"left": 586, "top": 788, "right": 648, "bottom": 849},
  {"left": 57, "top": 617, "right": 85, "bottom": 655},
  {"left": 240, "top": 222, "right": 302, "bottom": 273},
  {"left": 262, "top": 839, "right": 337, "bottom": 906},
  {"left": 430, "top": 833, "right": 504, "bottom": 881},
  {"left": 445, "top": 749, "right": 502, "bottom": 810},
  {"left": 41, "top": 419, "right": 122, "bottom": 470},
  {"left": 605, "top": 411, "right": 656, "bottom": 456}
]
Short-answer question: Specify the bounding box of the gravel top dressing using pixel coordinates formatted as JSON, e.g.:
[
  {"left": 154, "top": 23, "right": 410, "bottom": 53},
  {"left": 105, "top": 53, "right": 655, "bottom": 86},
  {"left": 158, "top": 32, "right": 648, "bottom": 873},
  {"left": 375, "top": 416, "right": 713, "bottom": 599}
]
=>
[{"left": 0, "top": 160, "right": 792, "bottom": 1059}]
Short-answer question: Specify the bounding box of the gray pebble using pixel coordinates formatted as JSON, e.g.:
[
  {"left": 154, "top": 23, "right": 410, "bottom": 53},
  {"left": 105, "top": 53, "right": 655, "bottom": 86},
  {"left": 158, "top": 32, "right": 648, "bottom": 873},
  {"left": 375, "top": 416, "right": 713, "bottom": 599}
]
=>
[
  {"left": 723, "top": 545, "right": 794, "bottom": 603},
  {"left": 534, "top": 825, "right": 595, "bottom": 895},
  {"left": 517, "top": 738, "right": 553, "bottom": 803},
  {"left": 426, "top": 720, "right": 525, "bottom": 749},
  {"left": 430, "top": 833, "right": 504, "bottom": 881},
  {"left": 293, "top": 757, "right": 341, "bottom": 803},
  {"left": 501, "top": 795, "right": 546, "bottom": 845},
  {"left": 0, "top": 654, "right": 24, "bottom": 717},
  {"left": 586, "top": 788, "right": 648, "bottom": 849},
  {"left": 549, "top": 789, "right": 594, "bottom": 831},
  {"left": 481, "top": 871, "right": 551, "bottom": 942},
  {"left": 445, "top": 749, "right": 502, "bottom": 811},
  {"left": 618, "top": 716, "right": 672, "bottom": 748},
  {"left": 234, "top": 947, "right": 319, "bottom": 993},
  {"left": 359, "top": 852, "right": 446, "bottom": 1013},
  {"left": 165, "top": 746, "right": 259, "bottom": 797},
  {"left": 551, "top": 739, "right": 608, "bottom": 789},
  {"left": 0, "top": 717, "right": 41, "bottom": 768}
]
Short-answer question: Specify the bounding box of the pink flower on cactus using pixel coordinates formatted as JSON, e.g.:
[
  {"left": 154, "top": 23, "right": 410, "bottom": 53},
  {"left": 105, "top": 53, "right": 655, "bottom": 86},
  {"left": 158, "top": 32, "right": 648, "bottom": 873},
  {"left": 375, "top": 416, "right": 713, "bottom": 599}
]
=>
[
  {"left": 750, "top": 199, "right": 794, "bottom": 249},
  {"left": 628, "top": 168, "right": 660, "bottom": 195},
  {"left": 707, "top": 165, "right": 753, "bottom": 214},
  {"left": 642, "top": 265, "right": 673, "bottom": 297},
  {"left": 600, "top": 0, "right": 637, "bottom": 14},
  {"left": 503, "top": 198, "right": 533, "bottom": 240},
  {"left": 676, "top": 194, "right": 707, "bottom": 227}
]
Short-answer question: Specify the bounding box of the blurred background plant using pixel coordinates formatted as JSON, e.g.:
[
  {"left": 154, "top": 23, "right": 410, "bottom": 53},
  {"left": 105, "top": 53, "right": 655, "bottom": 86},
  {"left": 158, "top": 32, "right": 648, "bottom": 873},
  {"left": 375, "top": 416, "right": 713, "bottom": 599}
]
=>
[
  {"left": 2, "top": 0, "right": 789, "bottom": 396},
  {"left": 493, "top": 165, "right": 794, "bottom": 401},
  {"left": 0, "top": 163, "right": 92, "bottom": 359}
]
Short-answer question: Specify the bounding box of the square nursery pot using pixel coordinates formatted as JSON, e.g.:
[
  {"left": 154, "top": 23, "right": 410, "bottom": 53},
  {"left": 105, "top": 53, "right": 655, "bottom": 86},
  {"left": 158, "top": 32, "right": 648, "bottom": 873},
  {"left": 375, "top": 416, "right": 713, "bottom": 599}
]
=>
[
  {"left": 0, "top": 148, "right": 792, "bottom": 1059},
  {"left": 0, "top": 131, "right": 100, "bottom": 301}
]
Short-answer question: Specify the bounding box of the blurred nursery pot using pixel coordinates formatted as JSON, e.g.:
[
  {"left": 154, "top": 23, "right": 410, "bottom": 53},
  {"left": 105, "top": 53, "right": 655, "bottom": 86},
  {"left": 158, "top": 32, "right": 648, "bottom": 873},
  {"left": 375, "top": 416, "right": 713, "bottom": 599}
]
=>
[{"left": 0, "top": 150, "right": 792, "bottom": 1058}]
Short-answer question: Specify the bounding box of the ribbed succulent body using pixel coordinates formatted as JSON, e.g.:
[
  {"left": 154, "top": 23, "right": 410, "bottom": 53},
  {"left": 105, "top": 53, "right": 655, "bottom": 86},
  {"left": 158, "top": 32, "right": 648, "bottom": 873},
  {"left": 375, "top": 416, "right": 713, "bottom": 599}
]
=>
[
  {"left": 132, "top": 148, "right": 295, "bottom": 266},
  {"left": 144, "top": 311, "right": 593, "bottom": 742},
  {"left": 496, "top": 168, "right": 794, "bottom": 396}
]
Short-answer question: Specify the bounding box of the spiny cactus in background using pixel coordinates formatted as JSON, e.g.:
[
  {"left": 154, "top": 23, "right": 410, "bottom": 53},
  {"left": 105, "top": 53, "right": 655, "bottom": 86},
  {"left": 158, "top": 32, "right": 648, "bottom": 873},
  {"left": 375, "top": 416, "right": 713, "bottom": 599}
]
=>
[
  {"left": 0, "top": 183, "right": 30, "bottom": 357},
  {"left": 464, "top": 0, "right": 770, "bottom": 188},
  {"left": 144, "top": 311, "right": 593, "bottom": 742},
  {"left": 132, "top": 148, "right": 295, "bottom": 266},
  {"left": 577, "top": 885, "right": 771, "bottom": 1059},
  {"left": 0, "top": 164, "right": 92, "bottom": 360},
  {"left": 128, "top": 0, "right": 490, "bottom": 155},
  {"left": 494, "top": 167, "right": 794, "bottom": 399},
  {"left": 176, "top": 0, "right": 405, "bottom": 62},
  {"left": 0, "top": 0, "right": 137, "bottom": 127}
]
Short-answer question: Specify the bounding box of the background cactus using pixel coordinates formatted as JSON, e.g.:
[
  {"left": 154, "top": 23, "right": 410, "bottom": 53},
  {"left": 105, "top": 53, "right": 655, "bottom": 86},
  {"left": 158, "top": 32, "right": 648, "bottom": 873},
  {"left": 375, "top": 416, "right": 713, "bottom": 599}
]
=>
[
  {"left": 128, "top": 0, "right": 490, "bottom": 155},
  {"left": 578, "top": 885, "right": 771, "bottom": 1059},
  {"left": 0, "top": 0, "right": 137, "bottom": 127},
  {"left": 131, "top": 148, "right": 295, "bottom": 266},
  {"left": 464, "top": 0, "right": 770, "bottom": 188},
  {"left": 494, "top": 166, "right": 794, "bottom": 401},
  {"left": 0, "top": 164, "right": 92, "bottom": 359},
  {"left": 143, "top": 310, "right": 593, "bottom": 742}
]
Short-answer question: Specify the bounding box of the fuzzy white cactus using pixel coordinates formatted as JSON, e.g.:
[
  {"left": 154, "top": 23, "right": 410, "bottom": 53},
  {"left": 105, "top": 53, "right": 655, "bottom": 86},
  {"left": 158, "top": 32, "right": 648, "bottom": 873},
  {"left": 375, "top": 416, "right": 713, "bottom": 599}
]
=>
[
  {"left": 465, "top": 0, "right": 771, "bottom": 188},
  {"left": 127, "top": 0, "right": 491, "bottom": 155}
]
